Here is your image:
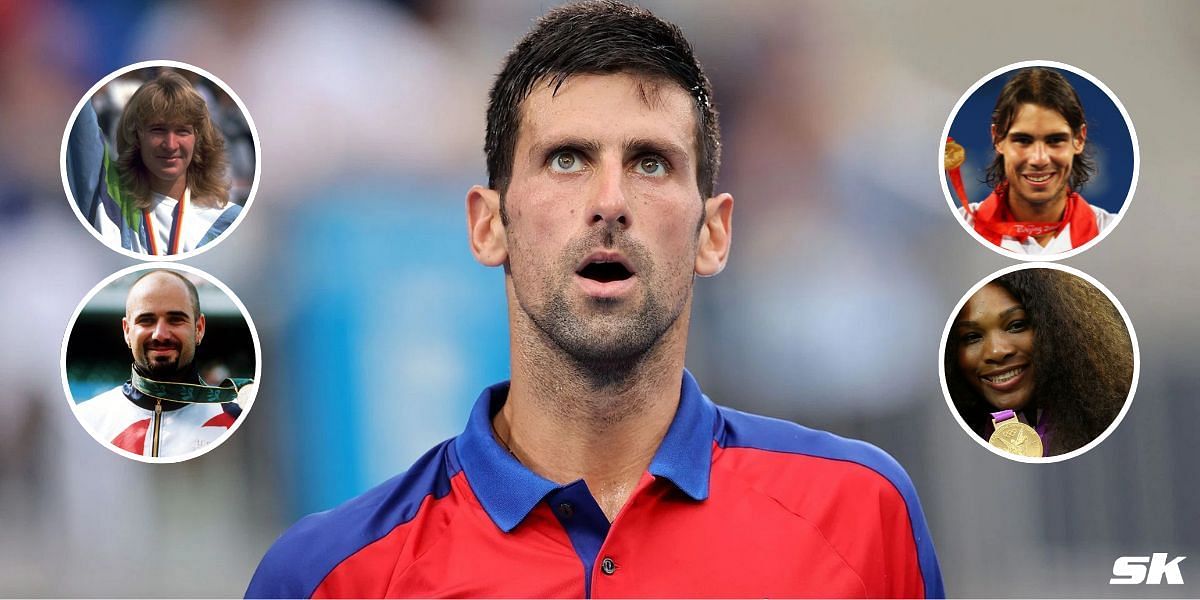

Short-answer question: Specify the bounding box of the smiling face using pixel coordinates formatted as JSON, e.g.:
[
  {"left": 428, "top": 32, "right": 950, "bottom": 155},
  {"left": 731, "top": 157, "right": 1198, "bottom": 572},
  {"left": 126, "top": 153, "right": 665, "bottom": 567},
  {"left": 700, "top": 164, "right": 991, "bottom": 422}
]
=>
[
  {"left": 954, "top": 283, "right": 1036, "bottom": 413},
  {"left": 137, "top": 121, "right": 195, "bottom": 193},
  {"left": 497, "top": 72, "right": 711, "bottom": 365},
  {"left": 123, "top": 272, "right": 205, "bottom": 379},
  {"left": 993, "top": 103, "right": 1086, "bottom": 220}
]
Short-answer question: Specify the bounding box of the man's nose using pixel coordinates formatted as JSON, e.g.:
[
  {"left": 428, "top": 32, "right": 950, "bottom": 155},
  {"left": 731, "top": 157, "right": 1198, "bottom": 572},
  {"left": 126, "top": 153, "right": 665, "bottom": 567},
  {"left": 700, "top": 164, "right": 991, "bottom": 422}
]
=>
[
  {"left": 151, "top": 319, "right": 172, "bottom": 339},
  {"left": 1029, "top": 141, "right": 1050, "bottom": 165},
  {"left": 587, "top": 159, "right": 630, "bottom": 228}
]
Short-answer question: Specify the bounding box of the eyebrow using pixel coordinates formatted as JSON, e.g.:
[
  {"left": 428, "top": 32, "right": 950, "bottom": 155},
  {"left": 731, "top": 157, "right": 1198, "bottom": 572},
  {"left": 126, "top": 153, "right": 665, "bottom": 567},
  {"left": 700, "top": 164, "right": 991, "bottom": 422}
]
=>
[
  {"left": 625, "top": 137, "right": 691, "bottom": 164},
  {"left": 133, "top": 310, "right": 192, "bottom": 320},
  {"left": 528, "top": 136, "right": 601, "bottom": 162},
  {"left": 1007, "top": 129, "right": 1071, "bottom": 139},
  {"left": 527, "top": 136, "right": 691, "bottom": 164}
]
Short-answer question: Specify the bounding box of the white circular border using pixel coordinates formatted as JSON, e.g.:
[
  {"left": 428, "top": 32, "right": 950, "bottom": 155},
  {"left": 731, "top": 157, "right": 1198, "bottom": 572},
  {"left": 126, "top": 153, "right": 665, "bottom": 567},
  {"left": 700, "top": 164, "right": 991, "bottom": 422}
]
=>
[
  {"left": 937, "top": 262, "right": 1140, "bottom": 463},
  {"left": 938, "top": 60, "right": 1139, "bottom": 262},
  {"left": 60, "top": 263, "right": 263, "bottom": 464},
  {"left": 59, "top": 60, "right": 262, "bottom": 262}
]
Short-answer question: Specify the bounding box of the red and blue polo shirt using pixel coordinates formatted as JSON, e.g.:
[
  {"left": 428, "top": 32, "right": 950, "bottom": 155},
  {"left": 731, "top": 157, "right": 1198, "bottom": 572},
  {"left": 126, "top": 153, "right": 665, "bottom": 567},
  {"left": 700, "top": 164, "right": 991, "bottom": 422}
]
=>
[{"left": 247, "top": 371, "right": 943, "bottom": 598}]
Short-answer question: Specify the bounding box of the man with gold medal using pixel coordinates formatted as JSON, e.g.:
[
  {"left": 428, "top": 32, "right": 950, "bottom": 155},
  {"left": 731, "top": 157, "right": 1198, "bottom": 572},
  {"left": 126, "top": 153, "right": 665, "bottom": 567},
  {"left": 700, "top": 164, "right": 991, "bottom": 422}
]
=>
[
  {"left": 75, "top": 270, "right": 254, "bottom": 458},
  {"left": 945, "top": 68, "right": 1115, "bottom": 255}
]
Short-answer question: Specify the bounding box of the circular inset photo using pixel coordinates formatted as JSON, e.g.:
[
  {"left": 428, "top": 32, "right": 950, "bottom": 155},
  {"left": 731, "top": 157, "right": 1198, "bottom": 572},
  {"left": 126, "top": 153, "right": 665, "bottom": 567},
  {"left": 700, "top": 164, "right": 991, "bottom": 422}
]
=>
[
  {"left": 940, "top": 60, "right": 1137, "bottom": 260},
  {"left": 61, "top": 60, "right": 259, "bottom": 260},
  {"left": 939, "top": 263, "right": 1138, "bottom": 462},
  {"left": 61, "top": 264, "right": 261, "bottom": 463}
]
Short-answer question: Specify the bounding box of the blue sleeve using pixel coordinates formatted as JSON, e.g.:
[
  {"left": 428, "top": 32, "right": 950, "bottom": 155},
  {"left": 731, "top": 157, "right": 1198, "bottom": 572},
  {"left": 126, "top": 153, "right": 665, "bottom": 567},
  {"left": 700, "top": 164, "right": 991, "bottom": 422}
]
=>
[
  {"left": 245, "top": 527, "right": 314, "bottom": 599},
  {"left": 66, "top": 101, "right": 106, "bottom": 220}
]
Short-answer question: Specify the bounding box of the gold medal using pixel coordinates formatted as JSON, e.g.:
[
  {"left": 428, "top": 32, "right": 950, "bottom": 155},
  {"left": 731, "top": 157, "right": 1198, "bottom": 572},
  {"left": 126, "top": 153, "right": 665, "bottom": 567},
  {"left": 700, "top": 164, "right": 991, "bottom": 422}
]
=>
[
  {"left": 989, "top": 416, "right": 1043, "bottom": 457},
  {"left": 944, "top": 138, "right": 966, "bottom": 171}
]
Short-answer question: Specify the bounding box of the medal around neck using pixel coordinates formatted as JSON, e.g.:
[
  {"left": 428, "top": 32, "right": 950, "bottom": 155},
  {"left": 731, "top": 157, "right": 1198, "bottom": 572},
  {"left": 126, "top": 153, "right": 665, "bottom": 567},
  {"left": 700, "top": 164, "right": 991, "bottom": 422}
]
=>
[
  {"left": 131, "top": 368, "right": 254, "bottom": 404},
  {"left": 988, "top": 410, "right": 1043, "bottom": 457},
  {"left": 62, "top": 263, "right": 261, "bottom": 463}
]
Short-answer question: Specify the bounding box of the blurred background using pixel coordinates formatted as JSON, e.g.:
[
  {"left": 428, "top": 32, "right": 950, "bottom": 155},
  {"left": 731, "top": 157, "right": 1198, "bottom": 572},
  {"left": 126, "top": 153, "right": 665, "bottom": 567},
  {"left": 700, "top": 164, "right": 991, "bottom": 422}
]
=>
[{"left": 0, "top": 0, "right": 1197, "bottom": 596}]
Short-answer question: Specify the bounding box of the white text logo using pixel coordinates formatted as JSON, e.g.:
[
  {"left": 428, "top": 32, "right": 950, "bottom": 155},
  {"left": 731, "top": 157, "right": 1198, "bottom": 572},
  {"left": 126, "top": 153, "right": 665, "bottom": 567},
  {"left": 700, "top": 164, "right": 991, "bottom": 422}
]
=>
[{"left": 1110, "top": 554, "right": 1186, "bottom": 585}]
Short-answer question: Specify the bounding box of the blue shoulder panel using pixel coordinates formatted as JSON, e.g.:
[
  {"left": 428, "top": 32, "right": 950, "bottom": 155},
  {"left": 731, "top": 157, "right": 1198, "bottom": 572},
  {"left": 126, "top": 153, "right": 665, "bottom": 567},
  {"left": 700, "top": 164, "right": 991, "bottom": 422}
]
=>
[
  {"left": 199, "top": 203, "right": 243, "bottom": 247},
  {"left": 245, "top": 438, "right": 460, "bottom": 599},
  {"left": 716, "top": 407, "right": 945, "bottom": 599}
]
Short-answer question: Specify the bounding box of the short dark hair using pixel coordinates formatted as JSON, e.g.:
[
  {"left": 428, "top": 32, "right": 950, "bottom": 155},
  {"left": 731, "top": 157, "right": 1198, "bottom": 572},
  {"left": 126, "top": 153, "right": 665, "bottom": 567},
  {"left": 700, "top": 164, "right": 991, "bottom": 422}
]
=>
[
  {"left": 986, "top": 67, "right": 1095, "bottom": 190},
  {"left": 128, "top": 269, "right": 202, "bottom": 320},
  {"left": 485, "top": 0, "right": 720, "bottom": 209}
]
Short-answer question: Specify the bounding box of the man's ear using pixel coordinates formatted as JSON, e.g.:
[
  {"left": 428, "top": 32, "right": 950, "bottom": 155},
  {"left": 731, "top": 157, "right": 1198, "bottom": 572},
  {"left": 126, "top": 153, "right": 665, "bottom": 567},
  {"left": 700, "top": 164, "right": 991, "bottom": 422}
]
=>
[
  {"left": 467, "top": 185, "right": 508, "bottom": 267},
  {"left": 122, "top": 316, "right": 132, "bottom": 348},
  {"left": 1074, "top": 123, "right": 1087, "bottom": 154},
  {"left": 695, "top": 193, "right": 733, "bottom": 277},
  {"left": 195, "top": 313, "right": 206, "bottom": 346}
]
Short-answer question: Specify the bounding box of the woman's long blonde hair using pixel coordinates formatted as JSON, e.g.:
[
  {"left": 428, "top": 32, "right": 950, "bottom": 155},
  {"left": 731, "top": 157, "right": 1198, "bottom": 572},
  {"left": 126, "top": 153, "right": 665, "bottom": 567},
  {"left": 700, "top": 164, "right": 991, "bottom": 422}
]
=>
[{"left": 115, "top": 70, "right": 230, "bottom": 209}]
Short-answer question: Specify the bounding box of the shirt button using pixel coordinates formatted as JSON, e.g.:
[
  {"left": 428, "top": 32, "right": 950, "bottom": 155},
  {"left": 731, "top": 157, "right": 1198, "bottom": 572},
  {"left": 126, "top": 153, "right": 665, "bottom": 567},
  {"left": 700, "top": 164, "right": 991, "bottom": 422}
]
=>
[
  {"left": 558, "top": 502, "right": 575, "bottom": 518},
  {"left": 600, "top": 557, "right": 616, "bottom": 575}
]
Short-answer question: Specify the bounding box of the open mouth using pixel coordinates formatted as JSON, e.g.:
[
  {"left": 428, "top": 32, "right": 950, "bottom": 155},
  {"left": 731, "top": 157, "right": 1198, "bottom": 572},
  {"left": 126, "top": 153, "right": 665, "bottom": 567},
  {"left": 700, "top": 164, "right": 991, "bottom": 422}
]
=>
[
  {"left": 1022, "top": 173, "right": 1054, "bottom": 184},
  {"left": 577, "top": 261, "right": 634, "bottom": 283},
  {"left": 981, "top": 366, "right": 1024, "bottom": 384}
]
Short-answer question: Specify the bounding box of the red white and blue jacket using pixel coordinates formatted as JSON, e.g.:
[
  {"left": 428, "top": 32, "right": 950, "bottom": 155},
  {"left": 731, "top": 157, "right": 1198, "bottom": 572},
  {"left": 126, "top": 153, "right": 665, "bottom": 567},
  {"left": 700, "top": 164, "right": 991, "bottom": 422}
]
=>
[
  {"left": 247, "top": 371, "right": 943, "bottom": 598},
  {"left": 76, "top": 382, "right": 241, "bottom": 459}
]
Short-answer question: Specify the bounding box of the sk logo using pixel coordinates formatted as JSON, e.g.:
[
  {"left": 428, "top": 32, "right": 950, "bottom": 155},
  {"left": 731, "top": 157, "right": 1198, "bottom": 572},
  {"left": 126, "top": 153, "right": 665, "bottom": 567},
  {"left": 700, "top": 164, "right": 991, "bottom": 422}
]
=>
[{"left": 1110, "top": 554, "right": 1186, "bottom": 585}]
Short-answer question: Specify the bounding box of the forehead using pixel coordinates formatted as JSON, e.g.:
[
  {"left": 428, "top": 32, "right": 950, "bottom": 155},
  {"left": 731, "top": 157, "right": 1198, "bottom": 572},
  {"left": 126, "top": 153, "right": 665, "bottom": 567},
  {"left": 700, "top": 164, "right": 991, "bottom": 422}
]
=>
[
  {"left": 140, "top": 117, "right": 195, "bottom": 130},
  {"left": 126, "top": 274, "right": 192, "bottom": 314},
  {"left": 961, "top": 284, "right": 1022, "bottom": 321},
  {"left": 517, "top": 72, "right": 698, "bottom": 156},
  {"left": 1006, "top": 103, "right": 1072, "bottom": 134}
]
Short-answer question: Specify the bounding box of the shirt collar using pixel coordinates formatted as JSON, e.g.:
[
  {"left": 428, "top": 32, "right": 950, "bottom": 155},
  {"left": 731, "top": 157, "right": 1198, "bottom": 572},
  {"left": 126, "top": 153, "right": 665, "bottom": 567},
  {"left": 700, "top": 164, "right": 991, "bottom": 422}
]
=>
[{"left": 455, "top": 369, "right": 717, "bottom": 533}]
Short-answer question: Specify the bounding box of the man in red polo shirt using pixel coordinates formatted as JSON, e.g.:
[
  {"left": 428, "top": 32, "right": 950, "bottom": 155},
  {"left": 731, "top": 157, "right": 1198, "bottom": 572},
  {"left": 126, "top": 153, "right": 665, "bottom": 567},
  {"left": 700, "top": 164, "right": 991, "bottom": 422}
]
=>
[
  {"left": 248, "top": 2, "right": 943, "bottom": 597},
  {"left": 957, "top": 67, "right": 1115, "bottom": 255}
]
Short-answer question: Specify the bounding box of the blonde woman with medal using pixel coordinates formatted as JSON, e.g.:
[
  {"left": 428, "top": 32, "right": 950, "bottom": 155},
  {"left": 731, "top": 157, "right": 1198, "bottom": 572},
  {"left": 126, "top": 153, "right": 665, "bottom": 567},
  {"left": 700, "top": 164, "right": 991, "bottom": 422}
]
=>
[
  {"left": 67, "top": 69, "right": 242, "bottom": 256},
  {"left": 945, "top": 269, "right": 1131, "bottom": 457}
]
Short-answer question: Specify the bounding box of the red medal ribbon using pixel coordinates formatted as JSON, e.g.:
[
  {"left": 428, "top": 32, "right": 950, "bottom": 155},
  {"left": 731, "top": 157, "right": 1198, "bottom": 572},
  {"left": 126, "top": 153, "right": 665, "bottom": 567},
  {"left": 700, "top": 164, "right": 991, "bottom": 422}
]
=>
[
  {"left": 972, "top": 182, "right": 1100, "bottom": 247},
  {"left": 141, "top": 189, "right": 188, "bottom": 256}
]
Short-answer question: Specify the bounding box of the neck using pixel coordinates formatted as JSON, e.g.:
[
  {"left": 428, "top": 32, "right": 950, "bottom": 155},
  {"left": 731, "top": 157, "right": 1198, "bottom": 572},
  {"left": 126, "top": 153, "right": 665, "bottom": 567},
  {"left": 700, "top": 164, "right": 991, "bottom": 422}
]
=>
[
  {"left": 134, "top": 362, "right": 197, "bottom": 384},
  {"left": 151, "top": 176, "right": 187, "bottom": 201},
  {"left": 498, "top": 292, "right": 691, "bottom": 521}
]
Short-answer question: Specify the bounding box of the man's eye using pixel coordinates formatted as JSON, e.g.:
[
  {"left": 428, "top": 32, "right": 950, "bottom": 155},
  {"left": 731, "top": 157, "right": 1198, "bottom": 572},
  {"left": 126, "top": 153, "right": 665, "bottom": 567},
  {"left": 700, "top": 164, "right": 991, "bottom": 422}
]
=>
[
  {"left": 636, "top": 156, "right": 667, "bottom": 176},
  {"left": 549, "top": 151, "right": 584, "bottom": 173}
]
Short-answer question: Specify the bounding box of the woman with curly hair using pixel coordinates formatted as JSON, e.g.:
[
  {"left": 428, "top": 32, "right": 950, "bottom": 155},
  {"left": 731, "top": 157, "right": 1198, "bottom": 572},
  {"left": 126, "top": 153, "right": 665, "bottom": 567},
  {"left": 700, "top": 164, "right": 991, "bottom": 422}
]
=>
[
  {"left": 69, "top": 69, "right": 242, "bottom": 256},
  {"left": 946, "top": 268, "right": 1133, "bottom": 456}
]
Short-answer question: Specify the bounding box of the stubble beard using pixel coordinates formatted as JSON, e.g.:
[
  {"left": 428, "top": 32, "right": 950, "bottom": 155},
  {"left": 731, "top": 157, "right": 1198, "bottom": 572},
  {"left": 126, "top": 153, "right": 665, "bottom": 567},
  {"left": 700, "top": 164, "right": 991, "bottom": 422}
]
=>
[{"left": 512, "top": 230, "right": 691, "bottom": 390}]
